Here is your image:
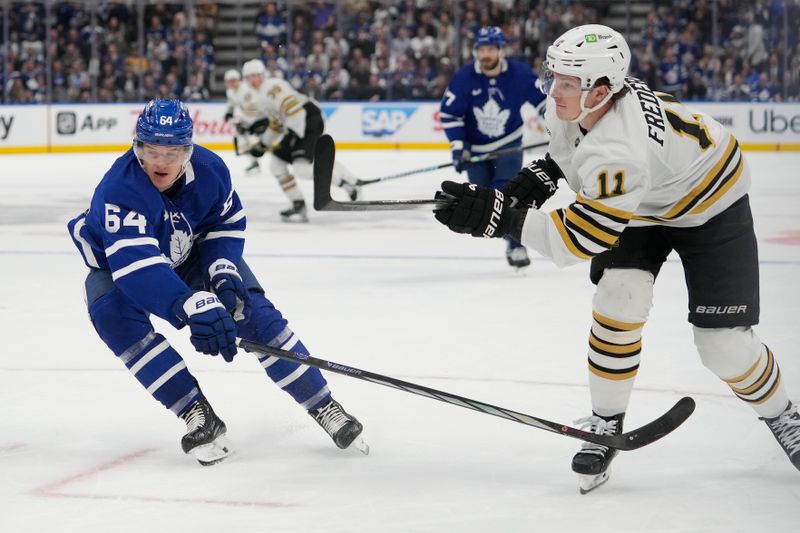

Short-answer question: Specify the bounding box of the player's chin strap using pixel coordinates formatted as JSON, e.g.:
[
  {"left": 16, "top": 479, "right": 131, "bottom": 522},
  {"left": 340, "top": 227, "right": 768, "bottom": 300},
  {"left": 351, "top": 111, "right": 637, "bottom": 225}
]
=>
[{"left": 568, "top": 90, "right": 614, "bottom": 123}]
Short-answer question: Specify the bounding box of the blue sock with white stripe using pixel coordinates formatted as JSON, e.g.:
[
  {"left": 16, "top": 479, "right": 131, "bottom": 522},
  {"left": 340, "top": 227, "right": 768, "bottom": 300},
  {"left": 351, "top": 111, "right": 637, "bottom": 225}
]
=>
[
  {"left": 239, "top": 294, "right": 331, "bottom": 411},
  {"left": 90, "top": 291, "right": 202, "bottom": 416}
]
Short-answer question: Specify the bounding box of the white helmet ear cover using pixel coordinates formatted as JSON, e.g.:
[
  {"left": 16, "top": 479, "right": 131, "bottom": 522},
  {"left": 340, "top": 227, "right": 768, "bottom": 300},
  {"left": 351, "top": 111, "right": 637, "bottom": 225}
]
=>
[{"left": 545, "top": 24, "right": 631, "bottom": 93}]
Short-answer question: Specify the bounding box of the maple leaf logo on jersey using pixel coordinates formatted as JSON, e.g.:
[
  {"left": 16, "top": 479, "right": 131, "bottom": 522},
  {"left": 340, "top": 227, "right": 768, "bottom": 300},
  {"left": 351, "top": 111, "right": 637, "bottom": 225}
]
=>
[
  {"left": 169, "top": 230, "right": 192, "bottom": 266},
  {"left": 473, "top": 99, "right": 509, "bottom": 137}
]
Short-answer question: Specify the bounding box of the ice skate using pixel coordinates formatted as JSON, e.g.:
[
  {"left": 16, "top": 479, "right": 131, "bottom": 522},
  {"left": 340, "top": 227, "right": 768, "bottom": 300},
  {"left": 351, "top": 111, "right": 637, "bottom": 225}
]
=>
[
  {"left": 506, "top": 245, "right": 531, "bottom": 269},
  {"left": 181, "top": 397, "right": 232, "bottom": 466},
  {"left": 309, "top": 398, "right": 369, "bottom": 455},
  {"left": 760, "top": 401, "right": 800, "bottom": 471},
  {"left": 244, "top": 160, "right": 261, "bottom": 174},
  {"left": 572, "top": 412, "right": 624, "bottom": 494},
  {"left": 280, "top": 200, "right": 309, "bottom": 223}
]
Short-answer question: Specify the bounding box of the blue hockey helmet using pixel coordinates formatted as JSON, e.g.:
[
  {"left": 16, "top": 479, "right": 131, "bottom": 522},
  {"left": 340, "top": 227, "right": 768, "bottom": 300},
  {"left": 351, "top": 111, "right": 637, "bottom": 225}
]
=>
[
  {"left": 475, "top": 26, "right": 507, "bottom": 48},
  {"left": 134, "top": 98, "right": 194, "bottom": 147}
]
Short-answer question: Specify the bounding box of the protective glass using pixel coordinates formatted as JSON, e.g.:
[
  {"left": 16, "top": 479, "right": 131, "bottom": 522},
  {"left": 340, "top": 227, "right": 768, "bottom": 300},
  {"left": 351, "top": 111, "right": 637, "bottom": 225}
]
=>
[
  {"left": 539, "top": 70, "right": 584, "bottom": 97},
  {"left": 134, "top": 142, "right": 193, "bottom": 166}
]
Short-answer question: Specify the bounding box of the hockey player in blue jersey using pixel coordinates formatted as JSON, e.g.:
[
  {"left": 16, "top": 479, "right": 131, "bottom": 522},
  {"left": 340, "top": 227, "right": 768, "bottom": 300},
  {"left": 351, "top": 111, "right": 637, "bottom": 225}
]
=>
[
  {"left": 67, "top": 98, "right": 367, "bottom": 465},
  {"left": 439, "top": 26, "right": 546, "bottom": 268}
]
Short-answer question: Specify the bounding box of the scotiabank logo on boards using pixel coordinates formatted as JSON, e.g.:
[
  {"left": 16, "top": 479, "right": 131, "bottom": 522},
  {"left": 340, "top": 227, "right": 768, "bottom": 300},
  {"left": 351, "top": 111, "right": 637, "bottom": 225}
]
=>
[{"left": 749, "top": 109, "right": 800, "bottom": 134}]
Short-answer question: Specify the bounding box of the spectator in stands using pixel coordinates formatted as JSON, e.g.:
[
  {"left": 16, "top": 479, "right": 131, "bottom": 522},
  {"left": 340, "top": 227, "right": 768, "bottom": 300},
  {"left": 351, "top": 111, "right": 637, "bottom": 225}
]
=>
[
  {"left": 256, "top": 2, "right": 286, "bottom": 46},
  {"left": 750, "top": 72, "right": 778, "bottom": 102},
  {"left": 726, "top": 73, "right": 751, "bottom": 101}
]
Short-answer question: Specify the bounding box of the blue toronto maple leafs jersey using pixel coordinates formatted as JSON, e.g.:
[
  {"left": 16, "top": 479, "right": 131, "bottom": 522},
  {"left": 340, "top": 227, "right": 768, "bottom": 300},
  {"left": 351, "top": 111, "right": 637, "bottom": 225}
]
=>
[
  {"left": 67, "top": 145, "right": 246, "bottom": 327},
  {"left": 439, "top": 59, "right": 545, "bottom": 153}
]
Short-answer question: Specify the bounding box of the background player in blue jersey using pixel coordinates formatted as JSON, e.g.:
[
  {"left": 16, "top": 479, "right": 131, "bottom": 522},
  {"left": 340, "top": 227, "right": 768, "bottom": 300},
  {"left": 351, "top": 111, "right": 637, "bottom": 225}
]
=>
[
  {"left": 439, "top": 26, "right": 546, "bottom": 268},
  {"left": 67, "top": 98, "right": 367, "bottom": 465}
]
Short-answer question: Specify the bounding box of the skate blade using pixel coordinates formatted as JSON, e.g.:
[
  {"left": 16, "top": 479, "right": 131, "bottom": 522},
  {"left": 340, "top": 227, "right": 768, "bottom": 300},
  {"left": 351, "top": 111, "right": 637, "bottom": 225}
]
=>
[
  {"left": 190, "top": 435, "right": 234, "bottom": 466},
  {"left": 578, "top": 471, "right": 610, "bottom": 494},
  {"left": 351, "top": 436, "right": 370, "bottom": 456}
]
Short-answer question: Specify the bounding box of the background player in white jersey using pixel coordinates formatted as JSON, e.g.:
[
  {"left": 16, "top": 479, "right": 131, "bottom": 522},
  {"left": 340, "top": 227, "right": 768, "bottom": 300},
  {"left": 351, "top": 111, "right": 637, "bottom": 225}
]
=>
[
  {"left": 434, "top": 25, "right": 798, "bottom": 491},
  {"left": 439, "top": 26, "right": 545, "bottom": 268},
  {"left": 238, "top": 58, "right": 360, "bottom": 222},
  {"left": 222, "top": 69, "right": 260, "bottom": 175},
  {"left": 67, "top": 99, "right": 367, "bottom": 465}
]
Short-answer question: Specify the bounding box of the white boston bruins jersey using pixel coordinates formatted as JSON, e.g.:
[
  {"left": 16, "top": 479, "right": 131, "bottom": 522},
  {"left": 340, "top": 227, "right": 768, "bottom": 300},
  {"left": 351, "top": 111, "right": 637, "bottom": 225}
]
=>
[
  {"left": 237, "top": 78, "right": 310, "bottom": 138},
  {"left": 225, "top": 85, "right": 243, "bottom": 118},
  {"left": 521, "top": 76, "right": 749, "bottom": 267}
]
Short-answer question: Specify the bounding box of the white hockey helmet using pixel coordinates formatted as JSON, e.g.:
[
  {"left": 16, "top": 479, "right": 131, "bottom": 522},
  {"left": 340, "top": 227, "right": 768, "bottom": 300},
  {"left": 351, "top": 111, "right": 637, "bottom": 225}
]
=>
[
  {"left": 545, "top": 24, "right": 630, "bottom": 93},
  {"left": 224, "top": 69, "right": 241, "bottom": 82},
  {"left": 241, "top": 59, "right": 266, "bottom": 78}
]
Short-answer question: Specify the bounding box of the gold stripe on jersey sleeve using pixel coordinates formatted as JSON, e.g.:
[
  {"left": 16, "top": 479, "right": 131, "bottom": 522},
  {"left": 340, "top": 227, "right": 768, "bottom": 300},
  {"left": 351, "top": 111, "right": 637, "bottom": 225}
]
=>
[
  {"left": 650, "top": 136, "right": 738, "bottom": 220},
  {"left": 592, "top": 310, "right": 645, "bottom": 331},
  {"left": 688, "top": 154, "right": 744, "bottom": 215},
  {"left": 655, "top": 92, "right": 680, "bottom": 103},
  {"left": 575, "top": 194, "right": 634, "bottom": 222},
  {"left": 285, "top": 106, "right": 303, "bottom": 117},
  {"left": 550, "top": 210, "right": 594, "bottom": 260},
  {"left": 280, "top": 95, "right": 302, "bottom": 116},
  {"left": 565, "top": 207, "right": 621, "bottom": 247}
]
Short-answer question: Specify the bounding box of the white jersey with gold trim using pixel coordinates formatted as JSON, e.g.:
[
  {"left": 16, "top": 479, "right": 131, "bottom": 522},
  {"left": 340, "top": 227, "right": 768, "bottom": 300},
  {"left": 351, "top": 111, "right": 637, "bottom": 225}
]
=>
[
  {"left": 224, "top": 85, "right": 243, "bottom": 119},
  {"left": 237, "top": 78, "right": 310, "bottom": 138},
  {"left": 521, "top": 76, "right": 750, "bottom": 267}
]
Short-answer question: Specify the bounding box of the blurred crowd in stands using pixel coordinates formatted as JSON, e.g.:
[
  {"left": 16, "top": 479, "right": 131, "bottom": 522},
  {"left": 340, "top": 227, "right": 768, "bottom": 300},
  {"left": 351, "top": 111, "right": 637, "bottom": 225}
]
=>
[
  {"left": 2, "top": 0, "right": 798, "bottom": 104},
  {"left": 1, "top": 1, "right": 217, "bottom": 103}
]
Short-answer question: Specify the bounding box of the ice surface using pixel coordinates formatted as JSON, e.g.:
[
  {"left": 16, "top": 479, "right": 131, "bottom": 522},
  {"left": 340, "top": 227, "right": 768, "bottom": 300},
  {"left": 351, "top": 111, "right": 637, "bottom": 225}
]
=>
[{"left": 1, "top": 148, "right": 798, "bottom": 532}]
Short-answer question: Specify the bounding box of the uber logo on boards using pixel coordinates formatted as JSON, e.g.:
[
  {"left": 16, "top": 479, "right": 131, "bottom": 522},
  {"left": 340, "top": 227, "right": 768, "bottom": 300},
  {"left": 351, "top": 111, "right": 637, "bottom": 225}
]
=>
[
  {"left": 56, "top": 111, "right": 118, "bottom": 135},
  {"left": 56, "top": 111, "right": 77, "bottom": 135}
]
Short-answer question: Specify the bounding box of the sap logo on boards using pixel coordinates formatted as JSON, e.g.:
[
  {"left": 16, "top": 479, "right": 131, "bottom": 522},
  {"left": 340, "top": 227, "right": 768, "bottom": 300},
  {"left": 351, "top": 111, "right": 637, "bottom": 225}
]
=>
[
  {"left": 56, "top": 111, "right": 117, "bottom": 135},
  {"left": 0, "top": 114, "right": 13, "bottom": 140},
  {"left": 362, "top": 107, "right": 415, "bottom": 137},
  {"left": 749, "top": 109, "right": 800, "bottom": 134}
]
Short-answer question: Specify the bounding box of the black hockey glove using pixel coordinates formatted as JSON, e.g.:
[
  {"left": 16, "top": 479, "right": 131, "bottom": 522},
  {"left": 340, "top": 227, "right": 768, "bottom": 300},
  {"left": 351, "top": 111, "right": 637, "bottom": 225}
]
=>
[
  {"left": 501, "top": 153, "right": 564, "bottom": 209},
  {"left": 248, "top": 142, "right": 269, "bottom": 158},
  {"left": 247, "top": 118, "right": 271, "bottom": 136},
  {"left": 433, "top": 181, "right": 525, "bottom": 238},
  {"left": 223, "top": 111, "right": 234, "bottom": 122}
]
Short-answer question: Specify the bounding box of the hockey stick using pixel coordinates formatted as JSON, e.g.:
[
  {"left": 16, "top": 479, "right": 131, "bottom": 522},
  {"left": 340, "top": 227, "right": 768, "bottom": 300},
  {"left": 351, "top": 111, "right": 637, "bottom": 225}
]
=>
[
  {"left": 354, "top": 140, "right": 549, "bottom": 187},
  {"left": 239, "top": 338, "right": 695, "bottom": 451},
  {"left": 314, "top": 134, "right": 451, "bottom": 211}
]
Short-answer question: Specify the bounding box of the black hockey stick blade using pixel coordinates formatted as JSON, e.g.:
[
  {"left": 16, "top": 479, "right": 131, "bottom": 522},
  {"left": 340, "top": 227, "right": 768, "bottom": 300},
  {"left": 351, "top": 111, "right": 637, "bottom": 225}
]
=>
[
  {"left": 238, "top": 338, "right": 695, "bottom": 451},
  {"left": 313, "top": 134, "right": 453, "bottom": 211}
]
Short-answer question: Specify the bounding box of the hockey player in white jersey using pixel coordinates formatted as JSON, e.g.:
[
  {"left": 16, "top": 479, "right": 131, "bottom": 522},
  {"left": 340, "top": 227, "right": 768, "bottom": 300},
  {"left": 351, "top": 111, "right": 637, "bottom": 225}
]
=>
[
  {"left": 238, "top": 58, "right": 360, "bottom": 222},
  {"left": 67, "top": 99, "right": 367, "bottom": 465},
  {"left": 435, "top": 25, "right": 799, "bottom": 491},
  {"left": 223, "top": 69, "right": 261, "bottom": 175}
]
